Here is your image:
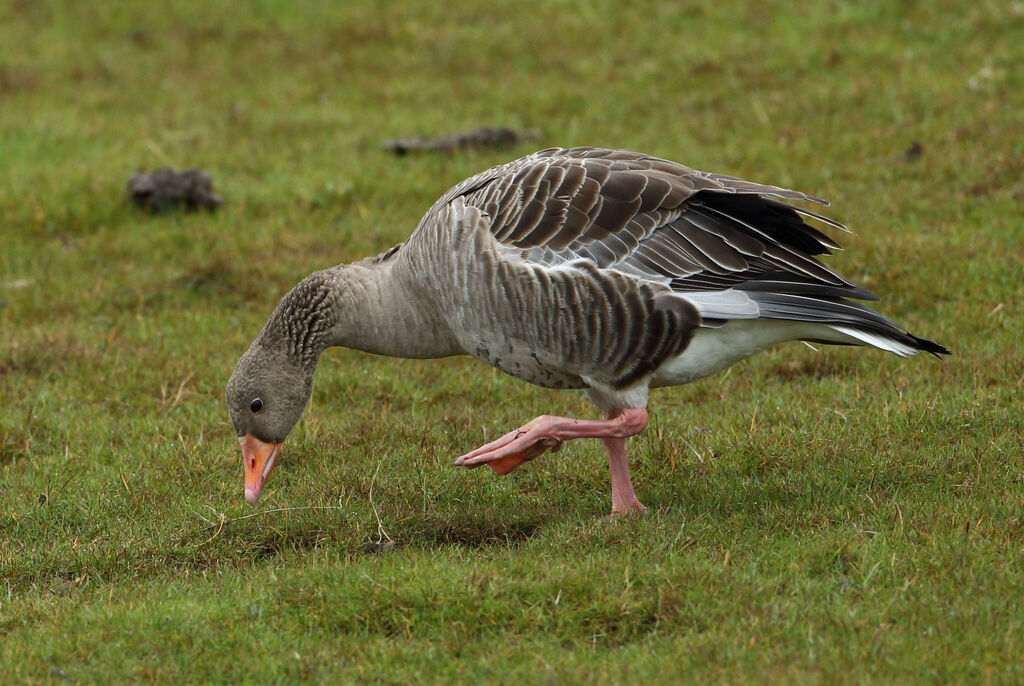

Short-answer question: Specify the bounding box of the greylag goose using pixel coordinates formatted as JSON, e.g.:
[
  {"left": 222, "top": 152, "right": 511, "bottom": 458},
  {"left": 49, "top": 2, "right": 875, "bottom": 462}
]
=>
[{"left": 226, "top": 147, "right": 948, "bottom": 515}]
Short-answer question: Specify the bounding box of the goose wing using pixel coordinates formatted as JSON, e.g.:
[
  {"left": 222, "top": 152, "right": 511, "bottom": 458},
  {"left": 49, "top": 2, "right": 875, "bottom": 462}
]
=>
[{"left": 428, "top": 146, "right": 867, "bottom": 306}]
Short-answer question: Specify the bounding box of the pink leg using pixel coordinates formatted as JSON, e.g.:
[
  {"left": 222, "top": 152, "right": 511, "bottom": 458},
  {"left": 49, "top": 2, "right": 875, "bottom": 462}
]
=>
[
  {"left": 452, "top": 407, "right": 649, "bottom": 492},
  {"left": 602, "top": 410, "right": 648, "bottom": 516}
]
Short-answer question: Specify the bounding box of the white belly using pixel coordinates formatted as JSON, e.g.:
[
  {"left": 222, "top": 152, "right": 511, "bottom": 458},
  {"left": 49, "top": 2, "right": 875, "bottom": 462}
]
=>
[{"left": 651, "top": 319, "right": 835, "bottom": 387}]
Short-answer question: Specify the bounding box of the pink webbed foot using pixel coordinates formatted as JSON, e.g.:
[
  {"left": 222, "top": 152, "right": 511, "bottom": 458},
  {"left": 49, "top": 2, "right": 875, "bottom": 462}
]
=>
[
  {"left": 451, "top": 416, "right": 565, "bottom": 475},
  {"left": 610, "top": 499, "right": 649, "bottom": 518}
]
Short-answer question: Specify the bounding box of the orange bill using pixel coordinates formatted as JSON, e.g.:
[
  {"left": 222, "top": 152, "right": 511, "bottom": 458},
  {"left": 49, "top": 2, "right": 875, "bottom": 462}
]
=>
[{"left": 241, "top": 434, "right": 280, "bottom": 505}]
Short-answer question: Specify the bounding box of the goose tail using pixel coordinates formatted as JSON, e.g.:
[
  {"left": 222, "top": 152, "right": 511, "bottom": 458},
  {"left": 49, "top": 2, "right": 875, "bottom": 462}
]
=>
[{"left": 741, "top": 290, "right": 951, "bottom": 358}]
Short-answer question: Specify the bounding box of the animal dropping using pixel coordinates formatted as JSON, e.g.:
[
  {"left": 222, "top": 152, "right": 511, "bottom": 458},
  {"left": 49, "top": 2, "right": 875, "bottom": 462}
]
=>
[{"left": 127, "top": 168, "right": 223, "bottom": 213}]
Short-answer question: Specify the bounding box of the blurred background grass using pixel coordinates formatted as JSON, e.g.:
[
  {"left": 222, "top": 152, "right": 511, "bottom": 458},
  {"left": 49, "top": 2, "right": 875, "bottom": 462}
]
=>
[{"left": 1, "top": 0, "right": 1022, "bottom": 682}]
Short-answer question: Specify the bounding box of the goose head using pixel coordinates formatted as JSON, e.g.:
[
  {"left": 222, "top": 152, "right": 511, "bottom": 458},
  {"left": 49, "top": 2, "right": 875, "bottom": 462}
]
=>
[{"left": 225, "top": 343, "right": 314, "bottom": 505}]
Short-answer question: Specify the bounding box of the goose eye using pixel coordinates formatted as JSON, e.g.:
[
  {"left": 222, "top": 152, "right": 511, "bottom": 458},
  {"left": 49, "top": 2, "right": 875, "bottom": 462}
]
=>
[{"left": 249, "top": 398, "right": 263, "bottom": 414}]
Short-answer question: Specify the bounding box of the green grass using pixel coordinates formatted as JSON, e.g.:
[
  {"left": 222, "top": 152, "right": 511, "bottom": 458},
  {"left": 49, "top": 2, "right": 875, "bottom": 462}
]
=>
[{"left": 2, "top": 0, "right": 1023, "bottom": 682}]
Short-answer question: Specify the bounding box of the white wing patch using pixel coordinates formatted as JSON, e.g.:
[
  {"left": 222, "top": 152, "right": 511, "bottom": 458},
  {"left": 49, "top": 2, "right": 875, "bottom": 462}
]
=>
[{"left": 678, "top": 289, "right": 760, "bottom": 320}]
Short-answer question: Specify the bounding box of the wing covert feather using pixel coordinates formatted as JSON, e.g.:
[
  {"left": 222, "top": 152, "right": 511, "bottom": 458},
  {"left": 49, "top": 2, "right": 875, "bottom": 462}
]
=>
[{"left": 422, "top": 147, "right": 854, "bottom": 299}]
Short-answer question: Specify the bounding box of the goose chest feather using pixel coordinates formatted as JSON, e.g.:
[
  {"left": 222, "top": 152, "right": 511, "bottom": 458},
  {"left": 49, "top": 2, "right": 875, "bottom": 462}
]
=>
[{"left": 226, "top": 147, "right": 949, "bottom": 514}]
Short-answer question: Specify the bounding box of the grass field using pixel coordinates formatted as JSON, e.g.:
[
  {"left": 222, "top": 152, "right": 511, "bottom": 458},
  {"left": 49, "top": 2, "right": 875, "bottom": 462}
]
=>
[{"left": 2, "top": 0, "right": 1023, "bottom": 682}]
